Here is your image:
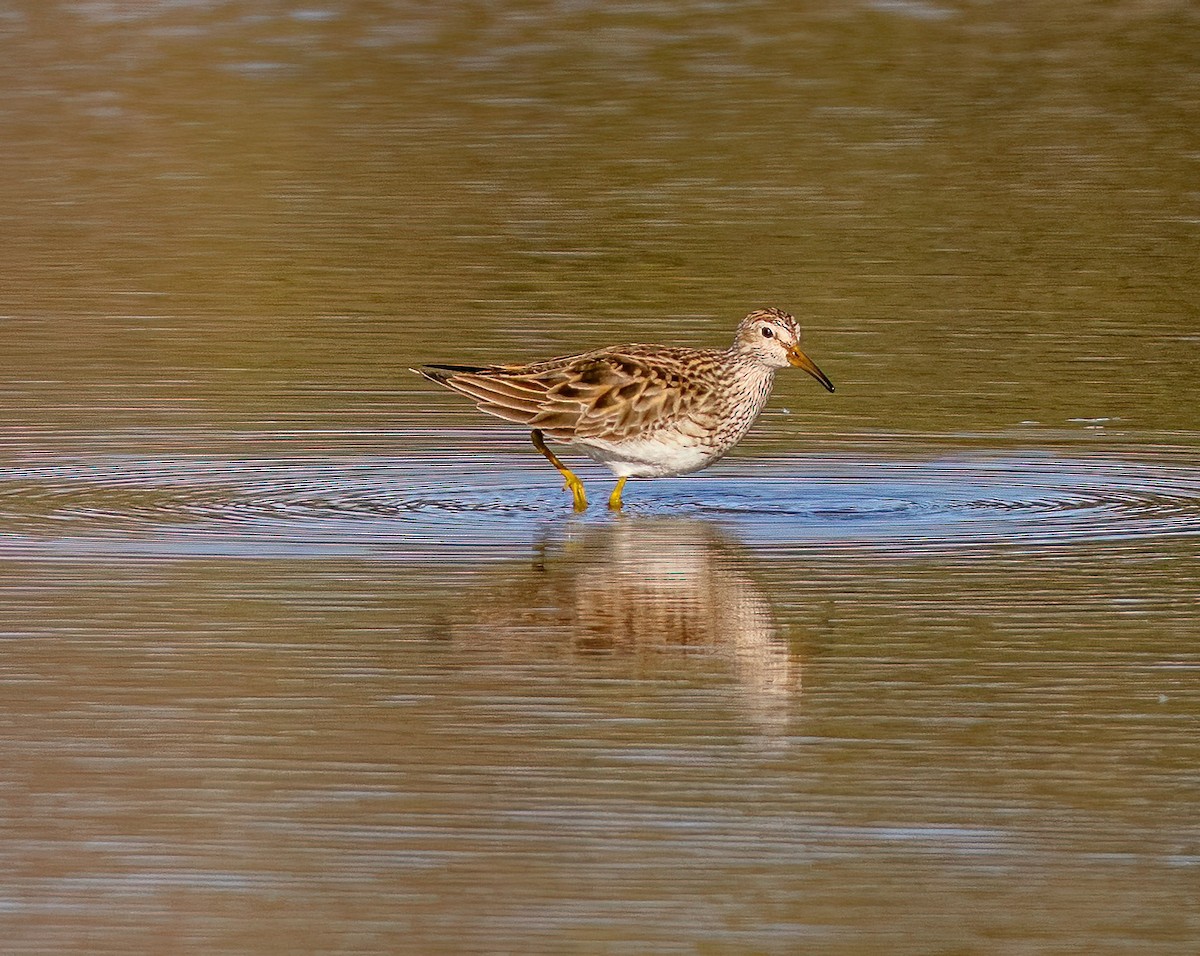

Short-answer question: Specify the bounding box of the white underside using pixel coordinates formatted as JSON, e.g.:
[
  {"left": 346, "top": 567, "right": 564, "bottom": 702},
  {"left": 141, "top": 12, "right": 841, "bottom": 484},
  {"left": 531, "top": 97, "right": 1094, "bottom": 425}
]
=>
[{"left": 572, "top": 435, "right": 721, "bottom": 478}]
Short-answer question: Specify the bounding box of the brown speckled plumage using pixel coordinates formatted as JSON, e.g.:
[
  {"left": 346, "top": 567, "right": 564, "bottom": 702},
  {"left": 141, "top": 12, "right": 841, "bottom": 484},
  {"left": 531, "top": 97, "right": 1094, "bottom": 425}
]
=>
[{"left": 413, "top": 308, "right": 834, "bottom": 510}]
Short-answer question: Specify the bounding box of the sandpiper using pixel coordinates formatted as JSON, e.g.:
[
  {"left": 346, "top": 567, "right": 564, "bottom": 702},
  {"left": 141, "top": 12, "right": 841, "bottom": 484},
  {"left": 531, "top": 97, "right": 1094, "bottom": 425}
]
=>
[{"left": 413, "top": 308, "right": 834, "bottom": 511}]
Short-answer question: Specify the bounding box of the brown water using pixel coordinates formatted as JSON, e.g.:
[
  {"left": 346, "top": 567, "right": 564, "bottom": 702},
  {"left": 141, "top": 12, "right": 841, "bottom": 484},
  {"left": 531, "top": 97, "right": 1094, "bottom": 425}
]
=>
[{"left": 2, "top": 2, "right": 1199, "bottom": 953}]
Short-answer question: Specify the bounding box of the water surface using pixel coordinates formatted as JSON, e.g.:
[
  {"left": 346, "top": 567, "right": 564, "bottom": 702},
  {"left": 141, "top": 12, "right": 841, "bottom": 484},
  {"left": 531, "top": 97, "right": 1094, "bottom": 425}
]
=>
[{"left": 2, "top": 2, "right": 1198, "bottom": 953}]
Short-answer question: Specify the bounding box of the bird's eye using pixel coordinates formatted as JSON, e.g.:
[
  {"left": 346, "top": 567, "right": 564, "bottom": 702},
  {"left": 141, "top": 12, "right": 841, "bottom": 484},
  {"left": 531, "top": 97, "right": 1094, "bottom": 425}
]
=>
[{"left": 761, "top": 327, "right": 774, "bottom": 338}]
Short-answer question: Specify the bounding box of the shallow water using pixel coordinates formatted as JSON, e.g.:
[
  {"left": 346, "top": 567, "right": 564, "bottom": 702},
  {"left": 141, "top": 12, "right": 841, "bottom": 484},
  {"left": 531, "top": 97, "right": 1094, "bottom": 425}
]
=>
[
  {"left": 3, "top": 435, "right": 1198, "bottom": 952},
  {"left": 3, "top": 1, "right": 1199, "bottom": 953},
  {"left": 3, "top": 441, "right": 1200, "bottom": 559}
]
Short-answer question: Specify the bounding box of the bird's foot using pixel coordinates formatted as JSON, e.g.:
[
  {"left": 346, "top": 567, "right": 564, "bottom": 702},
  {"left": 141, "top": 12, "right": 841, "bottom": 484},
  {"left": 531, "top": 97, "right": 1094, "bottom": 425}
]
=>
[
  {"left": 563, "top": 473, "right": 588, "bottom": 512},
  {"left": 607, "top": 477, "right": 627, "bottom": 512}
]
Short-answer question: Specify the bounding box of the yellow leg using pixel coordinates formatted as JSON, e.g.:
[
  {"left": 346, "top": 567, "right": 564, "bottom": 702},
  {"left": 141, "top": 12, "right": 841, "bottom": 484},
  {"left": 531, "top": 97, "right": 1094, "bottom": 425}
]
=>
[
  {"left": 530, "top": 429, "right": 588, "bottom": 512},
  {"left": 608, "top": 476, "right": 627, "bottom": 511}
]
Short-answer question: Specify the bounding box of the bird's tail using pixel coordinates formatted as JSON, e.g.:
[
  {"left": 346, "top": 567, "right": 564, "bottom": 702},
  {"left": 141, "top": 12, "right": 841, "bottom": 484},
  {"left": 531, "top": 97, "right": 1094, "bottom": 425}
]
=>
[{"left": 410, "top": 363, "right": 488, "bottom": 385}]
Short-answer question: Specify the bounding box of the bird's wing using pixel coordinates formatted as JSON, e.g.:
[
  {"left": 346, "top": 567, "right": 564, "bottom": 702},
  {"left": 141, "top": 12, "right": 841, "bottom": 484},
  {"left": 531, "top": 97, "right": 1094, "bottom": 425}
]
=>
[
  {"left": 542, "top": 350, "right": 697, "bottom": 440},
  {"left": 415, "top": 347, "right": 718, "bottom": 441},
  {"left": 414, "top": 363, "right": 554, "bottom": 425}
]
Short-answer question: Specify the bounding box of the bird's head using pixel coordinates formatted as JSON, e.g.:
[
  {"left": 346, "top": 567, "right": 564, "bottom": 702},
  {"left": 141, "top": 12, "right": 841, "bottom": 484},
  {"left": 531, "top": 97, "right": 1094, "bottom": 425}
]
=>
[{"left": 733, "top": 308, "right": 834, "bottom": 391}]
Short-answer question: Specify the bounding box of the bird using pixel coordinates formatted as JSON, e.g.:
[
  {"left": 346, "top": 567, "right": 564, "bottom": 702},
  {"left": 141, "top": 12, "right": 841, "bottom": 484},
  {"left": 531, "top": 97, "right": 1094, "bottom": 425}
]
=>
[{"left": 412, "top": 308, "right": 834, "bottom": 511}]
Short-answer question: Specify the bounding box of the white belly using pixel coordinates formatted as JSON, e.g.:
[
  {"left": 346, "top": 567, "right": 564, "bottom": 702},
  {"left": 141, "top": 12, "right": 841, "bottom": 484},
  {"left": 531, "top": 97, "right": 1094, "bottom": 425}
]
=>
[{"left": 573, "top": 434, "right": 721, "bottom": 478}]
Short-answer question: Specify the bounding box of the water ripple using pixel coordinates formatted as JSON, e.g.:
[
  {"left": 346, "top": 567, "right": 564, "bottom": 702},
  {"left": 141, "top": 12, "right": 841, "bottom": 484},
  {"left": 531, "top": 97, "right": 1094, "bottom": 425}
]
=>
[{"left": 0, "top": 451, "right": 1197, "bottom": 559}]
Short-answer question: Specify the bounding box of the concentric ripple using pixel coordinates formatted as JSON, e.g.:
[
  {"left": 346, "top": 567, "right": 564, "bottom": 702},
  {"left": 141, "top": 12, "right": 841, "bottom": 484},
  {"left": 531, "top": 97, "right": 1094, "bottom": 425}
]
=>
[{"left": 0, "top": 450, "right": 1198, "bottom": 559}]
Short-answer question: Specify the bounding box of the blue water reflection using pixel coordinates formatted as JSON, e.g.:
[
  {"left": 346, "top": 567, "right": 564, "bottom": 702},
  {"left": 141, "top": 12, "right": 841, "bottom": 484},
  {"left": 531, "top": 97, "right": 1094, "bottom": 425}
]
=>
[{"left": 1, "top": 447, "right": 1197, "bottom": 559}]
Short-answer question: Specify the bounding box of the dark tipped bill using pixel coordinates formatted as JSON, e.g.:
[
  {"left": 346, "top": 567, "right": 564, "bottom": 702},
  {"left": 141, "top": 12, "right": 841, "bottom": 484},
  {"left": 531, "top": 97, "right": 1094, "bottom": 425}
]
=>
[{"left": 786, "top": 345, "right": 835, "bottom": 392}]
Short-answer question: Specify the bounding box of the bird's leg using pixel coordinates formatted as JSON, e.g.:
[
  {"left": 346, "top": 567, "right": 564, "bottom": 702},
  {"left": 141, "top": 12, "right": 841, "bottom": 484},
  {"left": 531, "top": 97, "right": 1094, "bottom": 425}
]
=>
[
  {"left": 608, "top": 477, "right": 627, "bottom": 512},
  {"left": 530, "top": 429, "right": 588, "bottom": 512}
]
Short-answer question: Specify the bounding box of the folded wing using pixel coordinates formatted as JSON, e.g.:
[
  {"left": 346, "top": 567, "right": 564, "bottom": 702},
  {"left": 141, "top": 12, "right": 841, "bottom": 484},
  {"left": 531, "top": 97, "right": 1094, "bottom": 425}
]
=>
[{"left": 413, "top": 347, "right": 713, "bottom": 442}]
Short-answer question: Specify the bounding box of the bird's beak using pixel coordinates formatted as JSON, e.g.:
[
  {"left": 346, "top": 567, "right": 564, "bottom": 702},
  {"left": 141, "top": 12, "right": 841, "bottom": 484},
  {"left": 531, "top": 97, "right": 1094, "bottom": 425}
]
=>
[{"left": 787, "top": 345, "right": 835, "bottom": 392}]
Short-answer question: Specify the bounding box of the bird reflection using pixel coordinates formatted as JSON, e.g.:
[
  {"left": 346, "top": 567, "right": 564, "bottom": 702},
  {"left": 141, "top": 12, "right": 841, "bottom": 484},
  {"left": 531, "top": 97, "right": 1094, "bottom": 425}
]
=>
[{"left": 449, "top": 518, "right": 800, "bottom": 737}]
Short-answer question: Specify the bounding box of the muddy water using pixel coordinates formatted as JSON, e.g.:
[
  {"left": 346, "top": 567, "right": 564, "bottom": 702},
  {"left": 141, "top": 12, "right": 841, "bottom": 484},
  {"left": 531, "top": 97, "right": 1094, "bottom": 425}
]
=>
[{"left": 2, "top": 2, "right": 1199, "bottom": 953}]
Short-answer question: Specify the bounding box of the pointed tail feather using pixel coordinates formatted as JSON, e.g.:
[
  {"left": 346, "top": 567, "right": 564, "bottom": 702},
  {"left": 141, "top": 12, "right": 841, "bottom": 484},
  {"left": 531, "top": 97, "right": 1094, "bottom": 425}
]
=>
[{"left": 410, "top": 363, "right": 488, "bottom": 385}]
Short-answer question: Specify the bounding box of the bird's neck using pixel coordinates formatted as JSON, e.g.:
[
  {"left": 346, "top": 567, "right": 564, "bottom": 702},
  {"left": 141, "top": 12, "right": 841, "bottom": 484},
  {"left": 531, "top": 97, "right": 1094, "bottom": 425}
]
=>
[
  {"left": 726, "top": 352, "right": 776, "bottom": 403},
  {"left": 727, "top": 348, "right": 775, "bottom": 378}
]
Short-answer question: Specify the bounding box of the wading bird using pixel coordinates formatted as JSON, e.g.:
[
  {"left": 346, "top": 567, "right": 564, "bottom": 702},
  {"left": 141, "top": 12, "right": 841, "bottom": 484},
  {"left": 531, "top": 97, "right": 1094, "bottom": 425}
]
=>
[{"left": 413, "top": 308, "right": 834, "bottom": 511}]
